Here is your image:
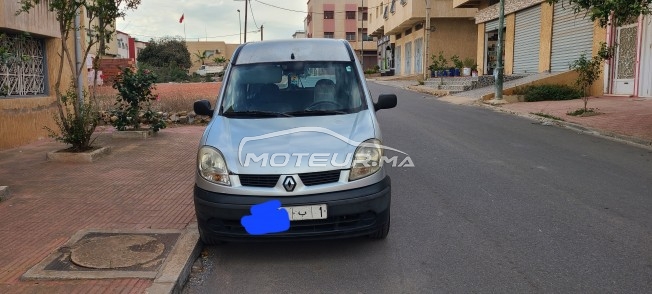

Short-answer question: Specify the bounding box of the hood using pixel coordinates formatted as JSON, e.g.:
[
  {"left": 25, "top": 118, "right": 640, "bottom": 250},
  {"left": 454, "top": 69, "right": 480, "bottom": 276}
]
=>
[{"left": 203, "top": 110, "right": 377, "bottom": 174}]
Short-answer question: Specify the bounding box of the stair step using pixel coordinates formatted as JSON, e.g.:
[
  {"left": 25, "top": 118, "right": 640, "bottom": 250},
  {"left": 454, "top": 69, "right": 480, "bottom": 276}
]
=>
[{"left": 437, "top": 85, "right": 472, "bottom": 91}]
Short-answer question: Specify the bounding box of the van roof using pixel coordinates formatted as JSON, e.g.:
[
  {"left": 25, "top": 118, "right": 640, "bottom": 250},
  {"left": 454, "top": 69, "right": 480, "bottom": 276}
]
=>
[{"left": 232, "top": 39, "right": 355, "bottom": 65}]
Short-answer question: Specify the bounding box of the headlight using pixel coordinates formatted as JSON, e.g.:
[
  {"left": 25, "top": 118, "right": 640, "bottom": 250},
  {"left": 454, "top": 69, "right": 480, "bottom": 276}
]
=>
[
  {"left": 349, "top": 139, "right": 382, "bottom": 181},
  {"left": 198, "top": 146, "right": 231, "bottom": 186}
]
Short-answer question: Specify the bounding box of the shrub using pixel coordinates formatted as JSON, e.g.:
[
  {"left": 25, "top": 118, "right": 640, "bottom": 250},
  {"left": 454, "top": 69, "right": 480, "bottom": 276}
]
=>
[
  {"left": 522, "top": 84, "right": 582, "bottom": 102},
  {"left": 111, "top": 67, "right": 166, "bottom": 132},
  {"left": 570, "top": 51, "right": 603, "bottom": 111},
  {"left": 44, "top": 86, "right": 99, "bottom": 152}
]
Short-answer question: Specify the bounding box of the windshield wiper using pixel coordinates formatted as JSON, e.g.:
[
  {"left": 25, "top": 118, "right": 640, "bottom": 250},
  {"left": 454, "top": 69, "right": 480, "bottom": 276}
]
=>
[
  {"left": 222, "top": 110, "right": 293, "bottom": 118},
  {"left": 287, "top": 110, "right": 348, "bottom": 116}
]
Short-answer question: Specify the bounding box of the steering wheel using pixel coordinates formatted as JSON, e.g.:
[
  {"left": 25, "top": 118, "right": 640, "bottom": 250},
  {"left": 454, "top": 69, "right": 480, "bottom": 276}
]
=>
[{"left": 306, "top": 101, "right": 344, "bottom": 111}]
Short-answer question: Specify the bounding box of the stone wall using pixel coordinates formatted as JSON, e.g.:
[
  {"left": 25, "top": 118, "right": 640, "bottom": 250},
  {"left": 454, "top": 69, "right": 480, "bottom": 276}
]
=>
[{"left": 475, "top": 0, "right": 546, "bottom": 24}]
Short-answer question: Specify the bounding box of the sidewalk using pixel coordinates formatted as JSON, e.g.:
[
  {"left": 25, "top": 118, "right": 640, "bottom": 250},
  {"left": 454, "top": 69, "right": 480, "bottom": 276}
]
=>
[
  {"left": 371, "top": 79, "right": 652, "bottom": 146},
  {"left": 493, "top": 96, "right": 652, "bottom": 145},
  {"left": 0, "top": 126, "right": 203, "bottom": 293}
]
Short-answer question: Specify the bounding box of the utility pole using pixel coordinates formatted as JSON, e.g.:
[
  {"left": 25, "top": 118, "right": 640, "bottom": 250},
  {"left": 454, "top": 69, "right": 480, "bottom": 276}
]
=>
[
  {"left": 360, "top": 0, "right": 364, "bottom": 69},
  {"left": 244, "top": 0, "right": 248, "bottom": 43},
  {"left": 260, "top": 25, "right": 264, "bottom": 41},
  {"left": 494, "top": 0, "right": 505, "bottom": 100},
  {"left": 423, "top": 0, "right": 431, "bottom": 81}
]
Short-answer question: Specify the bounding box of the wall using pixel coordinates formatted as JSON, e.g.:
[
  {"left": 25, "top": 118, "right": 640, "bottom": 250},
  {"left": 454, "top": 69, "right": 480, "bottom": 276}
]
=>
[
  {"left": 538, "top": 2, "right": 553, "bottom": 72},
  {"left": 0, "top": 0, "right": 59, "bottom": 37},
  {"left": 0, "top": 37, "right": 76, "bottom": 150},
  {"left": 185, "top": 41, "right": 237, "bottom": 74},
  {"left": 395, "top": 18, "right": 477, "bottom": 75}
]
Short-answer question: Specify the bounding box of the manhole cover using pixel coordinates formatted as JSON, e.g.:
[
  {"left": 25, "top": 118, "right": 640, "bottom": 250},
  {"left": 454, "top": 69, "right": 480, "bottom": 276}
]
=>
[{"left": 71, "top": 235, "right": 165, "bottom": 269}]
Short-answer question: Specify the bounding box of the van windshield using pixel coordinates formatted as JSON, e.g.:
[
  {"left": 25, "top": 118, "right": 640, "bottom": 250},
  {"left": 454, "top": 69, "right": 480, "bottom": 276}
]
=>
[{"left": 220, "top": 61, "right": 367, "bottom": 117}]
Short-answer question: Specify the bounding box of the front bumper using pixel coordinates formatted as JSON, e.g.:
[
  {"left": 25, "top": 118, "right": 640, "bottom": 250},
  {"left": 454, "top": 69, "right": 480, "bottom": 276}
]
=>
[{"left": 194, "top": 176, "right": 391, "bottom": 241}]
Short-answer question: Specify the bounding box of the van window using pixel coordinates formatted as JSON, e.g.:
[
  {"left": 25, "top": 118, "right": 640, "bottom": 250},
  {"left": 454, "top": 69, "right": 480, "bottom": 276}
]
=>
[{"left": 220, "top": 62, "right": 367, "bottom": 117}]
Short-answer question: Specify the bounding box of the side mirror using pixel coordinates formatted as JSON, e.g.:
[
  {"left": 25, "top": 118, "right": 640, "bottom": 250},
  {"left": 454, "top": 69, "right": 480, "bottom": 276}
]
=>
[
  {"left": 194, "top": 100, "right": 213, "bottom": 117},
  {"left": 374, "top": 94, "right": 397, "bottom": 111}
]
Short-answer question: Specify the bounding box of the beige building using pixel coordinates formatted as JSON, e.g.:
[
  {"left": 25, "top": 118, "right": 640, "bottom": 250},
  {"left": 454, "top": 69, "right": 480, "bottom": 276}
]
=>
[
  {"left": 367, "top": 0, "right": 478, "bottom": 76},
  {"left": 185, "top": 41, "right": 240, "bottom": 74},
  {"left": 1, "top": 0, "right": 85, "bottom": 150},
  {"left": 306, "top": 0, "right": 378, "bottom": 68}
]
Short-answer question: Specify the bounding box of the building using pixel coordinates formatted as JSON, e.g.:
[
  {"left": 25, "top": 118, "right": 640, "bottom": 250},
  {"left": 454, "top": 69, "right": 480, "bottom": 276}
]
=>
[
  {"left": 368, "top": 0, "right": 478, "bottom": 76},
  {"left": 185, "top": 41, "right": 239, "bottom": 74},
  {"left": 134, "top": 39, "right": 148, "bottom": 65},
  {"left": 292, "top": 30, "right": 307, "bottom": 38},
  {"left": 0, "top": 0, "right": 84, "bottom": 150},
  {"left": 454, "top": 0, "right": 652, "bottom": 97},
  {"left": 115, "top": 30, "right": 130, "bottom": 59},
  {"left": 306, "top": 0, "right": 378, "bottom": 68}
]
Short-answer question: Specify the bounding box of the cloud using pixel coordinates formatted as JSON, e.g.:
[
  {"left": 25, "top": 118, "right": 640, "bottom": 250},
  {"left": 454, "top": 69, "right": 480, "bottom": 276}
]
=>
[{"left": 116, "top": 0, "right": 306, "bottom": 44}]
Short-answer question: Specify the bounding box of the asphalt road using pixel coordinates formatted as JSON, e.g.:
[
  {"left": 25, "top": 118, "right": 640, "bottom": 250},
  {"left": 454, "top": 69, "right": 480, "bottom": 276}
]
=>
[{"left": 183, "top": 82, "right": 652, "bottom": 293}]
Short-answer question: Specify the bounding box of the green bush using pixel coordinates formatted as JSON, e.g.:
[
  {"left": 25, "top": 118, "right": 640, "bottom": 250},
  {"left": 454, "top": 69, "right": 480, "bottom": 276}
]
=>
[
  {"left": 111, "top": 67, "right": 166, "bottom": 132},
  {"left": 522, "top": 84, "right": 582, "bottom": 102},
  {"left": 44, "top": 86, "right": 99, "bottom": 152},
  {"left": 139, "top": 62, "right": 189, "bottom": 83}
]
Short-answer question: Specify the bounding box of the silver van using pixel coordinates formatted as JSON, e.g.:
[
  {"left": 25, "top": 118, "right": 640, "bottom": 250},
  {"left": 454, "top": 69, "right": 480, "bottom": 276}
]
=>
[{"left": 193, "top": 39, "right": 397, "bottom": 244}]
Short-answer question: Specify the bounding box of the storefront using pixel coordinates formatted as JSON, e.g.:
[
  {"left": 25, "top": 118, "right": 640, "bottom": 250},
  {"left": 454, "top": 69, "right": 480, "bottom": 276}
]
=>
[
  {"left": 484, "top": 19, "right": 505, "bottom": 75},
  {"left": 377, "top": 35, "right": 395, "bottom": 76},
  {"left": 606, "top": 15, "right": 652, "bottom": 97}
]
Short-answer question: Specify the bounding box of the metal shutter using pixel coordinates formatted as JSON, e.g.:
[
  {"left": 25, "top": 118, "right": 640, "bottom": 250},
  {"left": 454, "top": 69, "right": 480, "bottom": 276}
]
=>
[
  {"left": 485, "top": 19, "right": 499, "bottom": 32},
  {"left": 550, "top": 3, "right": 594, "bottom": 72},
  {"left": 405, "top": 41, "right": 412, "bottom": 74},
  {"left": 414, "top": 38, "right": 423, "bottom": 74},
  {"left": 513, "top": 5, "right": 541, "bottom": 74}
]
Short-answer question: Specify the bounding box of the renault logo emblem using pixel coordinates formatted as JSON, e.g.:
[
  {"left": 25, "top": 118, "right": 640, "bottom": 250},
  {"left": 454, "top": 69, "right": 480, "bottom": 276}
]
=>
[{"left": 283, "top": 176, "right": 296, "bottom": 192}]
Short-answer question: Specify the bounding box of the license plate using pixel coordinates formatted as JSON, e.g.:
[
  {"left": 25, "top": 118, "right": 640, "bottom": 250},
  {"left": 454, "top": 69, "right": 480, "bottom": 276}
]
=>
[{"left": 282, "top": 204, "right": 328, "bottom": 221}]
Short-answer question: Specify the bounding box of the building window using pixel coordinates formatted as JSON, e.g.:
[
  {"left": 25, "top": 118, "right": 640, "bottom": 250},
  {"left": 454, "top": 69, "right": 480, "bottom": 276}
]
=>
[
  {"left": 396, "top": 33, "right": 402, "bottom": 40},
  {"left": 390, "top": 0, "right": 397, "bottom": 14},
  {"left": 324, "top": 32, "right": 334, "bottom": 38},
  {"left": 401, "top": 0, "right": 408, "bottom": 6},
  {"left": 376, "top": 6, "right": 379, "bottom": 18},
  {"left": 358, "top": 28, "right": 372, "bottom": 41},
  {"left": 0, "top": 34, "right": 46, "bottom": 97},
  {"left": 346, "top": 11, "right": 356, "bottom": 19},
  {"left": 346, "top": 32, "right": 356, "bottom": 41},
  {"left": 383, "top": 6, "right": 389, "bottom": 19},
  {"left": 358, "top": 7, "right": 368, "bottom": 21},
  {"left": 415, "top": 23, "right": 423, "bottom": 31},
  {"left": 324, "top": 11, "right": 334, "bottom": 19},
  {"left": 405, "top": 28, "right": 412, "bottom": 35}
]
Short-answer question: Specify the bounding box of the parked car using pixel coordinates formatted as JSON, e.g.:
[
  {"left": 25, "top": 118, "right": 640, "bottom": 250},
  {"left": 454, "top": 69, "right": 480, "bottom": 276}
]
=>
[
  {"left": 195, "top": 64, "right": 224, "bottom": 76},
  {"left": 193, "top": 39, "right": 397, "bottom": 243}
]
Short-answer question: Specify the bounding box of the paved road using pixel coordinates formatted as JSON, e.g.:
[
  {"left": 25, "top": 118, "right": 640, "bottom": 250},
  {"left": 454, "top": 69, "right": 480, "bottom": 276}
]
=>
[{"left": 184, "top": 82, "right": 652, "bottom": 293}]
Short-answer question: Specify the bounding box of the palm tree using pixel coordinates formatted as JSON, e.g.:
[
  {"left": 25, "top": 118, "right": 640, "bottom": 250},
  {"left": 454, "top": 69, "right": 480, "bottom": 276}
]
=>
[
  {"left": 193, "top": 50, "right": 207, "bottom": 65},
  {"left": 212, "top": 56, "right": 227, "bottom": 65}
]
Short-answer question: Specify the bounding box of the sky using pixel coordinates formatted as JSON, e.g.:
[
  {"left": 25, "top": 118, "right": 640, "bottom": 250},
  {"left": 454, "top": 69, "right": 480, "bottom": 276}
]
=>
[{"left": 116, "top": 0, "right": 307, "bottom": 44}]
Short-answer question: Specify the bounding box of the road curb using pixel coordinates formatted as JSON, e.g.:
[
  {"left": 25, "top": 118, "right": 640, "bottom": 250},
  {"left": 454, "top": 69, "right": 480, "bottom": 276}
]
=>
[
  {"left": 146, "top": 222, "right": 202, "bottom": 294},
  {"left": 479, "top": 102, "right": 652, "bottom": 151}
]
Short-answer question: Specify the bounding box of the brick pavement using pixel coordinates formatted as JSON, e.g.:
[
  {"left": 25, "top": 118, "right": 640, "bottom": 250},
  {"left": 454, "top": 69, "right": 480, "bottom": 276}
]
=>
[
  {"left": 0, "top": 126, "right": 204, "bottom": 293},
  {"left": 498, "top": 96, "right": 652, "bottom": 143}
]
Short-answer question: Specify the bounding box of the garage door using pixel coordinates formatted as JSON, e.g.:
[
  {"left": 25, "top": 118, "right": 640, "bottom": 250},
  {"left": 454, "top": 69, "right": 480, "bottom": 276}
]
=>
[
  {"left": 513, "top": 5, "right": 541, "bottom": 74},
  {"left": 550, "top": 3, "right": 594, "bottom": 72}
]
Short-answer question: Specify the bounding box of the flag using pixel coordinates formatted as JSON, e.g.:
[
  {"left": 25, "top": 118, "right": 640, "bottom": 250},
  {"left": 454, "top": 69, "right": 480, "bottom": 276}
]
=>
[{"left": 179, "top": 14, "right": 184, "bottom": 23}]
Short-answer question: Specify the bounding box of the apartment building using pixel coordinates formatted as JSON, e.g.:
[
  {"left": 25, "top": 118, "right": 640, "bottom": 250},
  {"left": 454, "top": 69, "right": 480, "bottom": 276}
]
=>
[
  {"left": 456, "top": 0, "right": 651, "bottom": 97},
  {"left": 368, "top": 0, "right": 478, "bottom": 76},
  {"left": 306, "top": 0, "right": 378, "bottom": 68}
]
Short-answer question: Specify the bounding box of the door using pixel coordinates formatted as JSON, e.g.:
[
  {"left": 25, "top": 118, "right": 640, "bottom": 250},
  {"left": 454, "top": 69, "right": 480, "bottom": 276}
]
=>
[
  {"left": 513, "top": 5, "right": 541, "bottom": 74},
  {"left": 395, "top": 46, "right": 401, "bottom": 75},
  {"left": 612, "top": 23, "right": 638, "bottom": 95},
  {"left": 639, "top": 16, "right": 652, "bottom": 97},
  {"left": 550, "top": 3, "right": 594, "bottom": 72},
  {"left": 414, "top": 38, "right": 423, "bottom": 74},
  {"left": 405, "top": 41, "right": 412, "bottom": 75}
]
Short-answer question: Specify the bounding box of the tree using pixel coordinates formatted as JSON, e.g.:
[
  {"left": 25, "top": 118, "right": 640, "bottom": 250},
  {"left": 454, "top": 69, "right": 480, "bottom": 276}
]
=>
[
  {"left": 212, "top": 56, "right": 227, "bottom": 64},
  {"left": 193, "top": 50, "right": 207, "bottom": 65},
  {"left": 548, "top": 0, "right": 652, "bottom": 27},
  {"left": 137, "top": 37, "right": 192, "bottom": 69},
  {"left": 18, "top": 0, "right": 141, "bottom": 151}
]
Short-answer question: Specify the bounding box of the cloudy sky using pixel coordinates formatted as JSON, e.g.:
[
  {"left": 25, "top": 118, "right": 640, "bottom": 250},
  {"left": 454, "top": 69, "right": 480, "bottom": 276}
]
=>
[{"left": 116, "top": 0, "right": 307, "bottom": 44}]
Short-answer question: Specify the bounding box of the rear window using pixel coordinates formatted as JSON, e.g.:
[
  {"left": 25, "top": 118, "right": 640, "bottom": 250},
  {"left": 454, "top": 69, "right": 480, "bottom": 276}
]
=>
[{"left": 220, "top": 61, "right": 367, "bottom": 117}]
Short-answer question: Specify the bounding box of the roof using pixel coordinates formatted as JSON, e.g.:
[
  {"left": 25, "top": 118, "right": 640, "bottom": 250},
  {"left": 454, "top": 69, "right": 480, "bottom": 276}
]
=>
[{"left": 233, "top": 39, "right": 354, "bottom": 65}]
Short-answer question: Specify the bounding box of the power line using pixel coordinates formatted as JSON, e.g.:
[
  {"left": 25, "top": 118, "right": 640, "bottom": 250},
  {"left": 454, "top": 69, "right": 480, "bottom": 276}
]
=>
[
  {"left": 249, "top": 0, "right": 260, "bottom": 30},
  {"left": 128, "top": 29, "right": 260, "bottom": 40}
]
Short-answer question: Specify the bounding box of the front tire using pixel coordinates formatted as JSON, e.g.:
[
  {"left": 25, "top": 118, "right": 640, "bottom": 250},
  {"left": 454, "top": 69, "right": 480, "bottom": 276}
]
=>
[
  {"left": 198, "top": 225, "right": 225, "bottom": 245},
  {"left": 369, "top": 211, "right": 390, "bottom": 239}
]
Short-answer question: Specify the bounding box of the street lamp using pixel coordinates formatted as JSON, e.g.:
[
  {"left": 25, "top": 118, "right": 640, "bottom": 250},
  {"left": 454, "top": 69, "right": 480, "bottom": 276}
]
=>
[
  {"left": 234, "top": 0, "right": 248, "bottom": 43},
  {"left": 237, "top": 9, "right": 242, "bottom": 44}
]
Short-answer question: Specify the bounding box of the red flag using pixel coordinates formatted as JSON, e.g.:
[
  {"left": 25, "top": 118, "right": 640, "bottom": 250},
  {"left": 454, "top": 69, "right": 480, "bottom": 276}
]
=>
[{"left": 179, "top": 14, "right": 184, "bottom": 23}]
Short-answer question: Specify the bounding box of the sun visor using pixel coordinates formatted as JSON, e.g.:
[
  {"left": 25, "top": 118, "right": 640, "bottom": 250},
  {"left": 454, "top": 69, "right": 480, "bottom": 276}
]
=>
[{"left": 236, "top": 65, "right": 282, "bottom": 84}]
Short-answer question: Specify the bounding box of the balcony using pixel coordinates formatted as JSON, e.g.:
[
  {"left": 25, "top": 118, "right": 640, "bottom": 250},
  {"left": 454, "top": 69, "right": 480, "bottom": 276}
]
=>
[{"left": 453, "top": 0, "right": 485, "bottom": 8}]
